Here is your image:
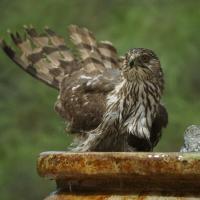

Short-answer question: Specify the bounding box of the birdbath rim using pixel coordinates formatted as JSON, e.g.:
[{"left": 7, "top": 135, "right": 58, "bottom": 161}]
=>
[
  {"left": 37, "top": 151, "right": 200, "bottom": 194},
  {"left": 37, "top": 151, "right": 200, "bottom": 178}
]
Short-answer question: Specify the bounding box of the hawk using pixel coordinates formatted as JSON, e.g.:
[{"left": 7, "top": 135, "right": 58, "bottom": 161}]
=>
[{"left": 0, "top": 25, "right": 168, "bottom": 152}]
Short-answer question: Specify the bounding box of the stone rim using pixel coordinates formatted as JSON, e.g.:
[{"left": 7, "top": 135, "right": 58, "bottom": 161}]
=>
[{"left": 37, "top": 152, "right": 200, "bottom": 179}]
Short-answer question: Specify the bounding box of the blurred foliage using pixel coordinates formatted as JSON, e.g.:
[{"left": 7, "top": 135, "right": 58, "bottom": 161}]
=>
[{"left": 0, "top": 0, "right": 200, "bottom": 199}]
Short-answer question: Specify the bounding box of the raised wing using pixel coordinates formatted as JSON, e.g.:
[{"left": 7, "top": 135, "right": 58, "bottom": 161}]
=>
[
  {"left": 1, "top": 25, "right": 122, "bottom": 132},
  {"left": 0, "top": 25, "right": 122, "bottom": 91},
  {"left": 55, "top": 26, "right": 122, "bottom": 132},
  {"left": 0, "top": 26, "right": 79, "bottom": 89}
]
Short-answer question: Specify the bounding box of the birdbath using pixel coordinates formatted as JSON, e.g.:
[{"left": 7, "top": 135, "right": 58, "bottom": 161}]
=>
[{"left": 37, "top": 152, "right": 200, "bottom": 199}]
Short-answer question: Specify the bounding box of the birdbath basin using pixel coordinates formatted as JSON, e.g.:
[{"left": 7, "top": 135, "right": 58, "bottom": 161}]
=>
[{"left": 37, "top": 152, "right": 200, "bottom": 199}]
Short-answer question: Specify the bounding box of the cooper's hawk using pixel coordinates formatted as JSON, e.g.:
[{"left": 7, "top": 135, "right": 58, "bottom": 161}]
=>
[{"left": 0, "top": 25, "right": 168, "bottom": 152}]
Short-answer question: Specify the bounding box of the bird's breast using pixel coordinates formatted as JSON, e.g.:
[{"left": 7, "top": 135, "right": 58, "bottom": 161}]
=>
[{"left": 106, "top": 80, "right": 160, "bottom": 132}]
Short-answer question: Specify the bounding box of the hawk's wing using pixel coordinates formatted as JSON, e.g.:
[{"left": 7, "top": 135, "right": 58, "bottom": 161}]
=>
[
  {"left": 150, "top": 104, "right": 168, "bottom": 148},
  {"left": 0, "top": 25, "right": 122, "bottom": 90},
  {"left": 0, "top": 26, "right": 79, "bottom": 89},
  {"left": 1, "top": 25, "right": 122, "bottom": 132},
  {"left": 127, "top": 104, "right": 168, "bottom": 151},
  {"left": 56, "top": 25, "right": 122, "bottom": 132}
]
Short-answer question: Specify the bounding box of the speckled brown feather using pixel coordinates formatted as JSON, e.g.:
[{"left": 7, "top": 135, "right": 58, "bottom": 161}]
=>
[
  {"left": 0, "top": 26, "right": 80, "bottom": 89},
  {"left": 55, "top": 25, "right": 121, "bottom": 132},
  {"left": 1, "top": 25, "right": 121, "bottom": 133}
]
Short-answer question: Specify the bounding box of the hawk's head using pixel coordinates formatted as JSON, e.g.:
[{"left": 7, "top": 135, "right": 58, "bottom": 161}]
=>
[{"left": 122, "top": 48, "right": 163, "bottom": 87}]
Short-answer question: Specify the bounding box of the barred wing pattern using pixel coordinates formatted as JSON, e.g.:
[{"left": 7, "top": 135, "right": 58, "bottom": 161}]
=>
[
  {"left": 1, "top": 26, "right": 79, "bottom": 89},
  {"left": 0, "top": 25, "right": 121, "bottom": 89},
  {"left": 1, "top": 25, "right": 121, "bottom": 132}
]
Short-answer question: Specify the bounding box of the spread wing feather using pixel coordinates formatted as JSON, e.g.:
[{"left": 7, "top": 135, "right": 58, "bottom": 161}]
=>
[
  {"left": 0, "top": 26, "right": 78, "bottom": 89},
  {"left": 1, "top": 25, "right": 122, "bottom": 91},
  {"left": 69, "top": 25, "right": 105, "bottom": 74},
  {"left": 55, "top": 26, "right": 121, "bottom": 132},
  {"left": 1, "top": 25, "right": 122, "bottom": 132},
  {"left": 98, "top": 41, "right": 120, "bottom": 69}
]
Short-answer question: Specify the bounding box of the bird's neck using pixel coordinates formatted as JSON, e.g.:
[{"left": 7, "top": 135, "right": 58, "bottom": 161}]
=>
[{"left": 122, "top": 79, "right": 161, "bottom": 102}]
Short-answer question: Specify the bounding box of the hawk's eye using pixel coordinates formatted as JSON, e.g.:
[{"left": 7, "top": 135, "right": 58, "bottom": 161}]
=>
[
  {"left": 141, "top": 55, "right": 151, "bottom": 63},
  {"left": 129, "top": 60, "right": 135, "bottom": 68}
]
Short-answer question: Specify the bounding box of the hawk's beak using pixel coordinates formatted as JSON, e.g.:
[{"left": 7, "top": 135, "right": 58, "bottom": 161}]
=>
[{"left": 129, "top": 59, "right": 145, "bottom": 68}]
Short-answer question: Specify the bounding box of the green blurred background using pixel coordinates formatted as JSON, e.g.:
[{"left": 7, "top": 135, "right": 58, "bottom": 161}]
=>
[{"left": 0, "top": 0, "right": 199, "bottom": 199}]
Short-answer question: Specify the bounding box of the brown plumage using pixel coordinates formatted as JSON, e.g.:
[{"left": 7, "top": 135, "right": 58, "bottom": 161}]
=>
[{"left": 0, "top": 25, "right": 168, "bottom": 152}]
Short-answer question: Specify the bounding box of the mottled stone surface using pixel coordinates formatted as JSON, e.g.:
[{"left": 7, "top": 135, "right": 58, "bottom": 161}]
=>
[
  {"left": 181, "top": 125, "right": 200, "bottom": 152},
  {"left": 44, "top": 193, "right": 200, "bottom": 200},
  {"left": 37, "top": 152, "right": 200, "bottom": 199}
]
